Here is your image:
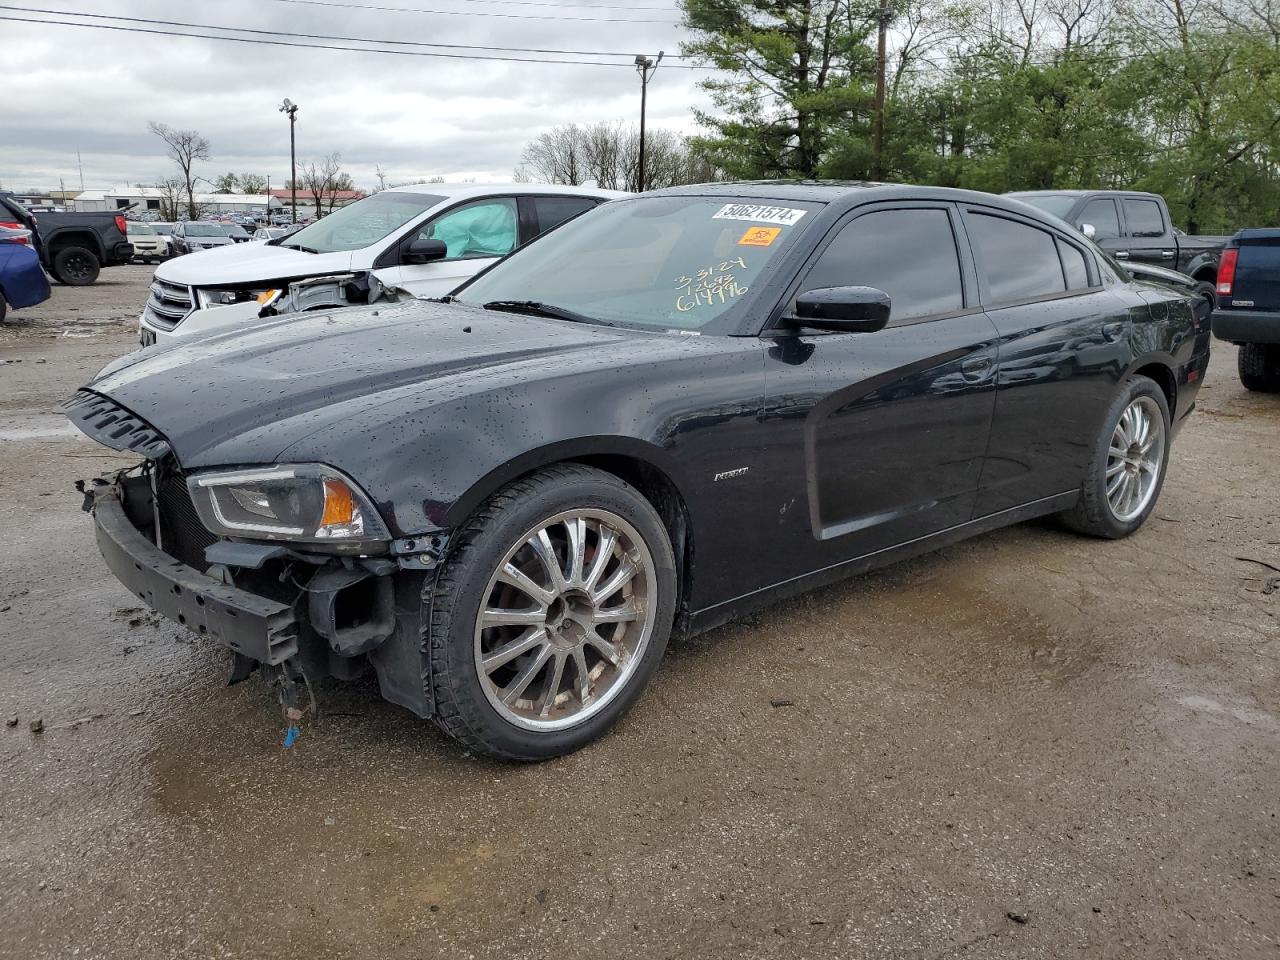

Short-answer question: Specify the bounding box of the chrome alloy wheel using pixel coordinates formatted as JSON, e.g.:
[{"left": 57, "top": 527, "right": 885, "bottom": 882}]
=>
[
  {"left": 473, "top": 509, "right": 656, "bottom": 732},
  {"left": 1105, "top": 395, "right": 1165, "bottom": 523}
]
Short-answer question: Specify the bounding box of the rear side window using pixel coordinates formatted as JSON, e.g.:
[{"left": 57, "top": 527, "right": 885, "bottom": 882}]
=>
[
  {"left": 967, "top": 212, "right": 1066, "bottom": 303},
  {"left": 1123, "top": 199, "right": 1165, "bottom": 238},
  {"left": 799, "top": 208, "right": 964, "bottom": 323},
  {"left": 1058, "top": 239, "right": 1091, "bottom": 289},
  {"left": 1079, "top": 199, "right": 1120, "bottom": 239},
  {"left": 533, "top": 196, "right": 598, "bottom": 235}
]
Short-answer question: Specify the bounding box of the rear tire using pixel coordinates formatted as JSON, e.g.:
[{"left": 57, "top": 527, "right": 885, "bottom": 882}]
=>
[
  {"left": 0, "top": 295, "right": 7, "bottom": 323},
  {"left": 51, "top": 246, "right": 100, "bottom": 286},
  {"left": 1238, "top": 343, "right": 1280, "bottom": 393},
  {"left": 425, "top": 464, "right": 677, "bottom": 761},
  {"left": 1193, "top": 280, "right": 1216, "bottom": 312},
  {"left": 1061, "top": 376, "right": 1171, "bottom": 539}
]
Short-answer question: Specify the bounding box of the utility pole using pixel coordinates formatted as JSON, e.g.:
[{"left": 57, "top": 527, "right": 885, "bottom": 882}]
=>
[
  {"left": 635, "top": 51, "right": 663, "bottom": 192},
  {"left": 76, "top": 149, "right": 85, "bottom": 191},
  {"left": 872, "top": 0, "right": 890, "bottom": 181},
  {"left": 279, "top": 99, "right": 299, "bottom": 223}
]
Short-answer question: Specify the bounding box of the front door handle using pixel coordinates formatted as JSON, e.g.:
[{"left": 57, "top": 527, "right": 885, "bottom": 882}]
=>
[
  {"left": 1114, "top": 250, "right": 1130, "bottom": 259},
  {"left": 960, "top": 356, "right": 993, "bottom": 382},
  {"left": 1102, "top": 322, "right": 1125, "bottom": 342},
  {"left": 1161, "top": 250, "right": 1176, "bottom": 258}
]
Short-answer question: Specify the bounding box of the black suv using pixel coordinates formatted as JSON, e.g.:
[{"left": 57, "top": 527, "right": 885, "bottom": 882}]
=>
[{"left": 1212, "top": 229, "right": 1280, "bottom": 392}]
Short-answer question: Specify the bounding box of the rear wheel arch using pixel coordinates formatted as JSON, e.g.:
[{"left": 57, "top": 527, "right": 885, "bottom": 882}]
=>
[
  {"left": 46, "top": 230, "right": 104, "bottom": 259},
  {"left": 1131, "top": 360, "right": 1177, "bottom": 412}
]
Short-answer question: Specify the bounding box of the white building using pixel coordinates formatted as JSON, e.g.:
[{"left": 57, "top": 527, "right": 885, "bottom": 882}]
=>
[{"left": 72, "top": 188, "right": 283, "bottom": 216}]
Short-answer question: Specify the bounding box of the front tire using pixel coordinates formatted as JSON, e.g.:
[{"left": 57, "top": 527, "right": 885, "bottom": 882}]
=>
[
  {"left": 426, "top": 464, "right": 676, "bottom": 760},
  {"left": 51, "top": 246, "right": 100, "bottom": 285},
  {"left": 1239, "top": 343, "right": 1280, "bottom": 393},
  {"left": 1061, "top": 377, "right": 1171, "bottom": 538}
]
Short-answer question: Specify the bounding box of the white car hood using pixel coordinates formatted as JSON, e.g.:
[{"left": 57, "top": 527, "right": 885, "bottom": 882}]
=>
[{"left": 155, "top": 242, "right": 355, "bottom": 286}]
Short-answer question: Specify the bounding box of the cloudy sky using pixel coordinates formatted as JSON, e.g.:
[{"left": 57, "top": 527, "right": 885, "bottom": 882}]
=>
[{"left": 0, "top": 0, "right": 714, "bottom": 193}]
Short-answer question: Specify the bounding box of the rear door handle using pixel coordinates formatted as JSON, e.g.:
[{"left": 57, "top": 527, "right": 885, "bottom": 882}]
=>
[
  {"left": 1102, "top": 322, "right": 1125, "bottom": 342},
  {"left": 1114, "top": 250, "right": 1130, "bottom": 259},
  {"left": 960, "top": 356, "right": 993, "bottom": 381}
]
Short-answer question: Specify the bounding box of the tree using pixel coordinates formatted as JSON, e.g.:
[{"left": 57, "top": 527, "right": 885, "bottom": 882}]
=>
[
  {"left": 148, "top": 121, "right": 210, "bottom": 220},
  {"left": 680, "top": 0, "right": 878, "bottom": 179},
  {"left": 211, "top": 172, "right": 239, "bottom": 193},
  {"left": 519, "top": 122, "right": 725, "bottom": 191},
  {"left": 300, "top": 152, "right": 357, "bottom": 217},
  {"left": 238, "top": 172, "right": 267, "bottom": 194},
  {"left": 154, "top": 178, "right": 185, "bottom": 221}
]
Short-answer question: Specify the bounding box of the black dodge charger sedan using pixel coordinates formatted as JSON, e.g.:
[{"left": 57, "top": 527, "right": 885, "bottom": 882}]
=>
[{"left": 68, "top": 183, "right": 1211, "bottom": 760}]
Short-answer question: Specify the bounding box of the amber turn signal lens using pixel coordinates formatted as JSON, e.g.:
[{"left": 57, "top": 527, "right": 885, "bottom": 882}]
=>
[
  {"left": 320, "top": 478, "right": 356, "bottom": 526},
  {"left": 256, "top": 289, "right": 281, "bottom": 305}
]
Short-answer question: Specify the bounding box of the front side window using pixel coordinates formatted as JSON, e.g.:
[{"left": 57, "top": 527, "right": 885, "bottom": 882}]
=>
[
  {"left": 278, "top": 191, "right": 445, "bottom": 253},
  {"left": 968, "top": 212, "right": 1066, "bottom": 303},
  {"left": 416, "top": 198, "right": 519, "bottom": 260},
  {"left": 457, "top": 195, "right": 818, "bottom": 332},
  {"left": 1078, "top": 199, "right": 1120, "bottom": 239},
  {"left": 797, "top": 208, "right": 964, "bottom": 323},
  {"left": 1123, "top": 199, "right": 1165, "bottom": 238}
]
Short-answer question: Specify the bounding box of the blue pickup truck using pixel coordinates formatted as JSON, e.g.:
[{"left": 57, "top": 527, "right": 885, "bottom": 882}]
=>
[{"left": 1212, "top": 229, "right": 1280, "bottom": 392}]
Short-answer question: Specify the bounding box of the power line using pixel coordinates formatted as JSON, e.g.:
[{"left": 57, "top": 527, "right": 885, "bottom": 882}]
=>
[
  {"left": 0, "top": 14, "right": 681, "bottom": 65},
  {"left": 252, "top": 0, "right": 680, "bottom": 24},
  {"left": 0, "top": 3, "right": 688, "bottom": 57}
]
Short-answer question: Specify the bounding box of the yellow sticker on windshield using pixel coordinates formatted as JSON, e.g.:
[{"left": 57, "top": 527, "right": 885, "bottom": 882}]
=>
[{"left": 739, "top": 226, "right": 781, "bottom": 247}]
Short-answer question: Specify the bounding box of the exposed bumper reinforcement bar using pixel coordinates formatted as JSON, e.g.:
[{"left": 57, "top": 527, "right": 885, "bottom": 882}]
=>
[{"left": 92, "top": 484, "right": 299, "bottom": 665}]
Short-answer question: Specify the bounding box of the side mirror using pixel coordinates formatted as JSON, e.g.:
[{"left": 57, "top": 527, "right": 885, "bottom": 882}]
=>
[
  {"left": 1079, "top": 222, "right": 1096, "bottom": 239},
  {"left": 403, "top": 238, "right": 447, "bottom": 265},
  {"left": 791, "top": 286, "right": 890, "bottom": 333}
]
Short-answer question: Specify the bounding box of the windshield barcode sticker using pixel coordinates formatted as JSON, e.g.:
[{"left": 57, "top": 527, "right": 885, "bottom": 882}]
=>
[{"left": 712, "top": 204, "right": 807, "bottom": 226}]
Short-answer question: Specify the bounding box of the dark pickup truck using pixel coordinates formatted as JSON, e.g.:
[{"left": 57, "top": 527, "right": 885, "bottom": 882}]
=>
[
  {"left": 0, "top": 193, "right": 134, "bottom": 285},
  {"left": 1007, "top": 190, "right": 1228, "bottom": 303},
  {"left": 1212, "top": 229, "right": 1280, "bottom": 392}
]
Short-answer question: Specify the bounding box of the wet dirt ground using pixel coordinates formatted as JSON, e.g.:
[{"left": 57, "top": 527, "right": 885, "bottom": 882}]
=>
[{"left": 1, "top": 266, "right": 1277, "bottom": 959}]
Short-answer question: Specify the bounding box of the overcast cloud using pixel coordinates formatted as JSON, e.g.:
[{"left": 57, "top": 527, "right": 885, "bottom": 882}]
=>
[{"left": 0, "top": 0, "right": 713, "bottom": 192}]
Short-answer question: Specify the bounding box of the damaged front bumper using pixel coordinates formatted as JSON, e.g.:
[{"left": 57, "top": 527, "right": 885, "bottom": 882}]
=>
[
  {"left": 87, "top": 471, "right": 441, "bottom": 718},
  {"left": 92, "top": 481, "right": 300, "bottom": 664}
]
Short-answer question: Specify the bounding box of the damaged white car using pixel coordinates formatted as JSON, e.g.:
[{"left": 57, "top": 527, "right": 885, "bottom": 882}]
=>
[{"left": 138, "top": 183, "right": 624, "bottom": 346}]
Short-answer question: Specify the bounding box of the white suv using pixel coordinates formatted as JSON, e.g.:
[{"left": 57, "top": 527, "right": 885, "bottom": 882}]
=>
[{"left": 139, "top": 183, "right": 624, "bottom": 345}]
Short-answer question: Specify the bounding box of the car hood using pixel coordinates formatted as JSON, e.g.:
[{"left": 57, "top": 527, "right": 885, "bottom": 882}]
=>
[
  {"left": 78, "top": 300, "right": 650, "bottom": 466},
  {"left": 157, "top": 241, "right": 353, "bottom": 285}
]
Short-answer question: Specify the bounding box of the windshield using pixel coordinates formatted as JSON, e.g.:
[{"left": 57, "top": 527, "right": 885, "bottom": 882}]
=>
[
  {"left": 183, "top": 223, "right": 222, "bottom": 237},
  {"left": 128, "top": 223, "right": 155, "bottom": 235},
  {"left": 152, "top": 223, "right": 173, "bottom": 234},
  {"left": 457, "top": 195, "right": 818, "bottom": 332},
  {"left": 222, "top": 224, "right": 249, "bottom": 238},
  {"left": 1011, "top": 194, "right": 1078, "bottom": 219},
  {"left": 277, "top": 191, "right": 445, "bottom": 253}
]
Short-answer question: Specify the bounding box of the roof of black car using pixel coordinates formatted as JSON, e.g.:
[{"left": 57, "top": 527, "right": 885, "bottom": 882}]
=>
[
  {"left": 1007, "top": 189, "right": 1163, "bottom": 199},
  {"left": 651, "top": 181, "right": 1043, "bottom": 210}
]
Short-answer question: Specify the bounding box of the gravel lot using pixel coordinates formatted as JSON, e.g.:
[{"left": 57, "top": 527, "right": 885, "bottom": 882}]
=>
[{"left": 1, "top": 266, "right": 1277, "bottom": 959}]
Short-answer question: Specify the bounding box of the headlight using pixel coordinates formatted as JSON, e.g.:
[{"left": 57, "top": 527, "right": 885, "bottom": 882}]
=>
[
  {"left": 196, "top": 287, "right": 270, "bottom": 309},
  {"left": 187, "top": 465, "right": 391, "bottom": 549}
]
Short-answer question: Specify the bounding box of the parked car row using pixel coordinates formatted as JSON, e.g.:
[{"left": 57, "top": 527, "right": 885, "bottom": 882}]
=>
[{"left": 0, "top": 191, "right": 134, "bottom": 287}]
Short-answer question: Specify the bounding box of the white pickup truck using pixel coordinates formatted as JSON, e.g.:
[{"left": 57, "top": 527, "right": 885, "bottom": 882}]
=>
[{"left": 139, "top": 183, "right": 624, "bottom": 345}]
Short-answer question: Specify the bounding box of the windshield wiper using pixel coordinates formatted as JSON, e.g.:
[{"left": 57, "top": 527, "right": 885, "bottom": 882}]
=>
[
  {"left": 481, "top": 300, "right": 614, "bottom": 326},
  {"left": 279, "top": 242, "right": 320, "bottom": 254}
]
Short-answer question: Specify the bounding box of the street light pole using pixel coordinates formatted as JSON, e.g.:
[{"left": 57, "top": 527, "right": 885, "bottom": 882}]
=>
[
  {"left": 279, "top": 98, "right": 299, "bottom": 224},
  {"left": 634, "top": 52, "right": 663, "bottom": 192}
]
